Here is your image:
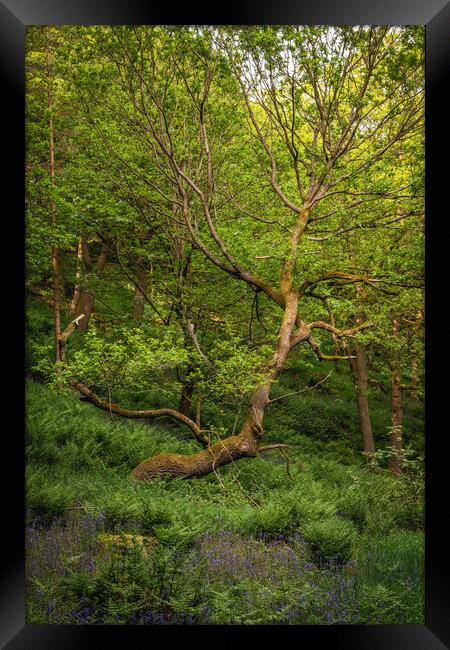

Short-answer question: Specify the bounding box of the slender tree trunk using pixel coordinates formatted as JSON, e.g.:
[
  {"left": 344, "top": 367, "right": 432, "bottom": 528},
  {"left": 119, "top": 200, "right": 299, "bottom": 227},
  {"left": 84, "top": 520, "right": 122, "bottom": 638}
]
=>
[
  {"left": 132, "top": 259, "right": 148, "bottom": 321},
  {"left": 69, "top": 238, "right": 83, "bottom": 317},
  {"left": 348, "top": 343, "right": 375, "bottom": 458},
  {"left": 178, "top": 376, "right": 195, "bottom": 418},
  {"left": 347, "top": 283, "right": 375, "bottom": 459},
  {"left": 46, "top": 35, "right": 63, "bottom": 370},
  {"left": 73, "top": 241, "right": 108, "bottom": 332},
  {"left": 389, "top": 318, "right": 404, "bottom": 474},
  {"left": 389, "top": 368, "right": 404, "bottom": 474}
]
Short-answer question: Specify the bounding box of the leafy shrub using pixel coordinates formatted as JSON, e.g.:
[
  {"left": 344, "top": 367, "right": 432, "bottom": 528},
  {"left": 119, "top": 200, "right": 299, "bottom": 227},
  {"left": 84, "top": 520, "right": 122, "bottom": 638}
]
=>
[
  {"left": 101, "top": 496, "right": 143, "bottom": 531},
  {"left": 393, "top": 500, "right": 424, "bottom": 530},
  {"left": 26, "top": 471, "right": 76, "bottom": 522},
  {"left": 248, "top": 501, "right": 296, "bottom": 536},
  {"left": 336, "top": 492, "right": 367, "bottom": 531},
  {"left": 357, "top": 531, "right": 424, "bottom": 587},
  {"left": 309, "top": 458, "right": 352, "bottom": 487},
  {"left": 302, "top": 517, "right": 358, "bottom": 562},
  {"left": 355, "top": 584, "right": 409, "bottom": 624},
  {"left": 140, "top": 502, "right": 173, "bottom": 534}
]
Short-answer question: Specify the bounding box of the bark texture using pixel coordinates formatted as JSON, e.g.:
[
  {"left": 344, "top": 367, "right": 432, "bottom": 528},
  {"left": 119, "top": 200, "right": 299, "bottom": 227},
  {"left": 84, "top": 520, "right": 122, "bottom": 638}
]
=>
[
  {"left": 389, "top": 367, "right": 404, "bottom": 474},
  {"left": 389, "top": 318, "right": 404, "bottom": 474},
  {"left": 69, "top": 238, "right": 83, "bottom": 316},
  {"left": 349, "top": 343, "right": 375, "bottom": 458},
  {"left": 46, "top": 37, "right": 62, "bottom": 369},
  {"left": 178, "top": 378, "right": 195, "bottom": 418},
  {"left": 131, "top": 435, "right": 259, "bottom": 480},
  {"left": 132, "top": 260, "right": 148, "bottom": 321},
  {"left": 72, "top": 240, "right": 108, "bottom": 333}
]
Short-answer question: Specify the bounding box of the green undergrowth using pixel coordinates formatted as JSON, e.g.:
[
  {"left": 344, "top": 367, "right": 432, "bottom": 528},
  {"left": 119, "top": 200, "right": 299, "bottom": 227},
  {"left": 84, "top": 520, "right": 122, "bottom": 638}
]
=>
[{"left": 26, "top": 379, "right": 424, "bottom": 624}]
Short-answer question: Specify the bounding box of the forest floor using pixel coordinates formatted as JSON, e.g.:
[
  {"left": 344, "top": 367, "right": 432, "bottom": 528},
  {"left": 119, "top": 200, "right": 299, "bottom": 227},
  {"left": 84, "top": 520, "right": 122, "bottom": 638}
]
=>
[{"left": 25, "top": 369, "right": 424, "bottom": 625}]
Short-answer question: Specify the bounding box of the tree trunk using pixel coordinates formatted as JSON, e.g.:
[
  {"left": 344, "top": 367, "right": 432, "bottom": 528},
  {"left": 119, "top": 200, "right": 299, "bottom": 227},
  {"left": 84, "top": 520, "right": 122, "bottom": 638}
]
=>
[
  {"left": 132, "top": 262, "right": 148, "bottom": 321},
  {"left": 131, "top": 434, "right": 259, "bottom": 480},
  {"left": 178, "top": 377, "right": 195, "bottom": 418},
  {"left": 347, "top": 283, "right": 375, "bottom": 459},
  {"left": 73, "top": 241, "right": 108, "bottom": 332},
  {"left": 389, "top": 318, "right": 404, "bottom": 474},
  {"left": 349, "top": 343, "right": 376, "bottom": 459},
  {"left": 46, "top": 35, "right": 63, "bottom": 371},
  {"left": 410, "top": 355, "right": 419, "bottom": 400},
  {"left": 389, "top": 367, "right": 404, "bottom": 474},
  {"left": 69, "top": 238, "right": 83, "bottom": 317},
  {"left": 130, "top": 292, "right": 300, "bottom": 481},
  {"left": 73, "top": 289, "right": 95, "bottom": 333}
]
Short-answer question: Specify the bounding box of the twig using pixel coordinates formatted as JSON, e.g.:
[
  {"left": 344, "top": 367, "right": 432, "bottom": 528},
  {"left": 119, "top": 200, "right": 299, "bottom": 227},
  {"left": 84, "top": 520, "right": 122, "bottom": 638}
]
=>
[
  {"left": 258, "top": 444, "right": 293, "bottom": 482},
  {"left": 258, "top": 443, "right": 291, "bottom": 452},
  {"left": 268, "top": 370, "right": 333, "bottom": 403}
]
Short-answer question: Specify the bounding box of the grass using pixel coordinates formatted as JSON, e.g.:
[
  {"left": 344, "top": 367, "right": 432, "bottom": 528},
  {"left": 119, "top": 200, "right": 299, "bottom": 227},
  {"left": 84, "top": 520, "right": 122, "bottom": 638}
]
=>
[{"left": 25, "top": 374, "right": 424, "bottom": 625}]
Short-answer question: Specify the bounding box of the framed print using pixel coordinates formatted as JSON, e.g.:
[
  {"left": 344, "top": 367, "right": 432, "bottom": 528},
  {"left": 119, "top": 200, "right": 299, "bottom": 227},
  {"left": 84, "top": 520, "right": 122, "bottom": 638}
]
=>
[{"left": 2, "top": 0, "right": 449, "bottom": 647}]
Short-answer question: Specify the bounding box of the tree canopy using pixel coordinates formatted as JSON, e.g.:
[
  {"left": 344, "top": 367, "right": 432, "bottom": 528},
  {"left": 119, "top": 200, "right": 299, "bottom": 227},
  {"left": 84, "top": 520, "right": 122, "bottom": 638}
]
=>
[{"left": 26, "top": 25, "right": 424, "bottom": 479}]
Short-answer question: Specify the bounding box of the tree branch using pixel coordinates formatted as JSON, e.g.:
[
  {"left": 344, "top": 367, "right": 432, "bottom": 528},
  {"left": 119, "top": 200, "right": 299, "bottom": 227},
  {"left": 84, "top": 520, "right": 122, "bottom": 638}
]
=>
[
  {"left": 307, "top": 320, "right": 373, "bottom": 338},
  {"left": 307, "top": 334, "right": 357, "bottom": 361},
  {"left": 72, "top": 381, "right": 209, "bottom": 447},
  {"left": 268, "top": 370, "right": 333, "bottom": 403},
  {"left": 60, "top": 314, "right": 86, "bottom": 344},
  {"left": 258, "top": 443, "right": 291, "bottom": 452}
]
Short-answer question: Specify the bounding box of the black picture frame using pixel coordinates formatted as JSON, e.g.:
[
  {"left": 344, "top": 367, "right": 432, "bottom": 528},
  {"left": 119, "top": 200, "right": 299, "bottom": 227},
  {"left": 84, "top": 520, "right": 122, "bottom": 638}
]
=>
[{"left": 2, "top": 1, "right": 448, "bottom": 647}]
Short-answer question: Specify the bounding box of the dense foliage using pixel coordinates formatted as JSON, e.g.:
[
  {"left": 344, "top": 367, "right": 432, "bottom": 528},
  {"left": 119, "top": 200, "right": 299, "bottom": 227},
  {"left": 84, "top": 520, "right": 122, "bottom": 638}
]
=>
[
  {"left": 26, "top": 378, "right": 424, "bottom": 624},
  {"left": 26, "top": 25, "right": 424, "bottom": 625}
]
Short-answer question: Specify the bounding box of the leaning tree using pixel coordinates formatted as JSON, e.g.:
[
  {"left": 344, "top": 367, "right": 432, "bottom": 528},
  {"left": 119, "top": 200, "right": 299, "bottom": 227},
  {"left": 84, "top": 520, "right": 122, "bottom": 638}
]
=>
[{"left": 52, "top": 25, "right": 423, "bottom": 479}]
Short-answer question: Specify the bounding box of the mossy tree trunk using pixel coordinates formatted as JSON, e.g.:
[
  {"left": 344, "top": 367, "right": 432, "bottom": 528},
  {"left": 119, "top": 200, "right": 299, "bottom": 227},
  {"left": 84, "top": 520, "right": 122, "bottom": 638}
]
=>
[
  {"left": 347, "top": 283, "right": 375, "bottom": 460},
  {"left": 132, "top": 258, "right": 148, "bottom": 321},
  {"left": 349, "top": 343, "right": 375, "bottom": 459}
]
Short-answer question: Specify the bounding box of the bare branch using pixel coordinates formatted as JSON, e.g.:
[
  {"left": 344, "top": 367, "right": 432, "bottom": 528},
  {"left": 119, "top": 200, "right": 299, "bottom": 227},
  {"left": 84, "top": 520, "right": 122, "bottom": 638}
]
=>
[
  {"left": 268, "top": 370, "right": 333, "bottom": 403},
  {"left": 258, "top": 443, "right": 291, "bottom": 452},
  {"left": 72, "top": 381, "right": 209, "bottom": 447}
]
